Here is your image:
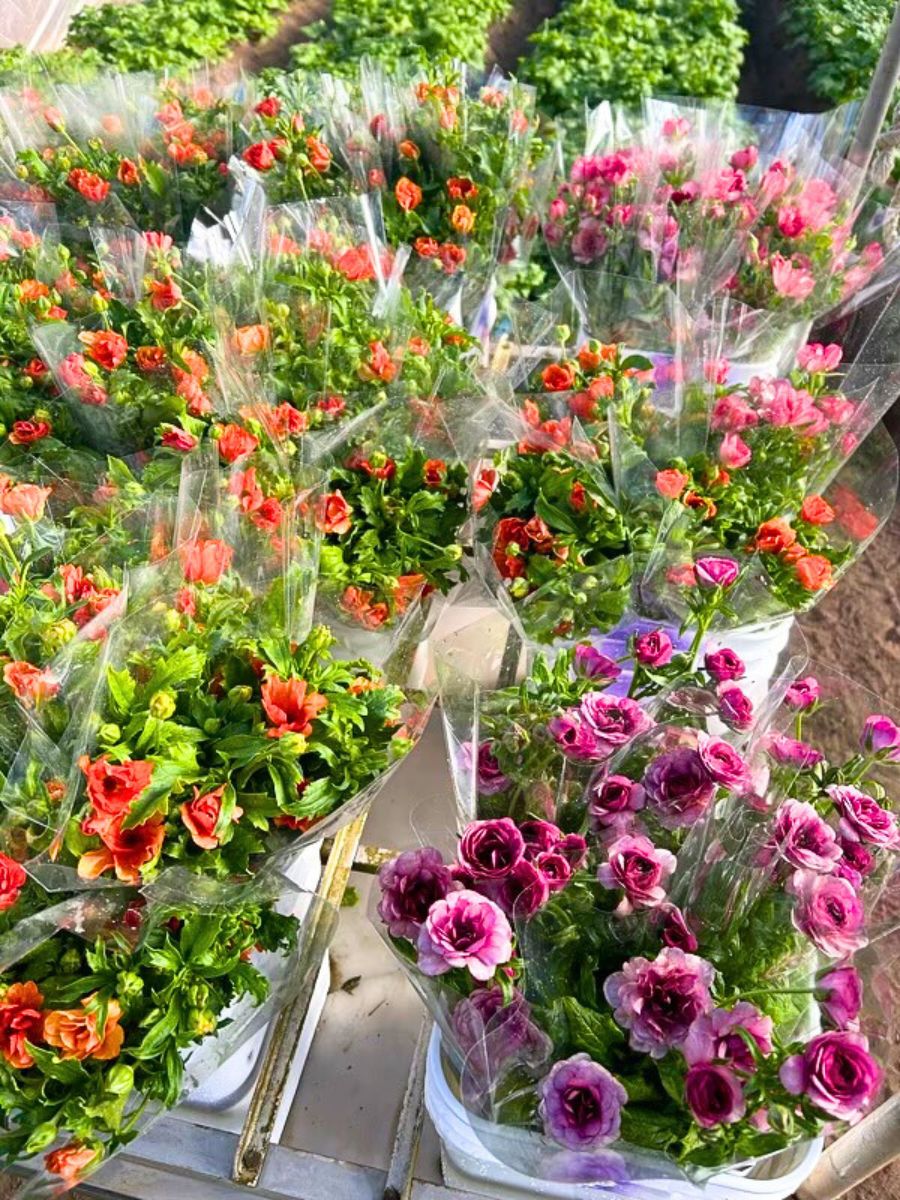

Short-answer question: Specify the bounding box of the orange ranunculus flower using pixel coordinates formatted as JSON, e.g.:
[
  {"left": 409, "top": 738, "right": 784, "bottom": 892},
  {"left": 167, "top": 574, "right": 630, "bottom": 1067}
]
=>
[
  {"left": 447, "top": 176, "right": 478, "bottom": 201},
  {"left": 472, "top": 466, "right": 498, "bottom": 511},
  {"left": 43, "top": 995, "right": 124, "bottom": 1061},
  {"left": 78, "top": 329, "right": 128, "bottom": 371},
  {"left": 800, "top": 495, "right": 835, "bottom": 526},
  {"left": 399, "top": 140, "right": 420, "bottom": 159},
  {"left": 67, "top": 168, "right": 110, "bottom": 202},
  {"left": 360, "top": 340, "right": 397, "bottom": 383},
  {"left": 684, "top": 491, "right": 717, "bottom": 520},
  {"left": 179, "top": 538, "right": 234, "bottom": 585},
  {"left": 16, "top": 278, "right": 49, "bottom": 302},
  {"left": 81, "top": 756, "right": 154, "bottom": 820},
  {"left": 9, "top": 418, "right": 51, "bottom": 446},
  {"left": 492, "top": 517, "right": 530, "bottom": 580},
  {"left": 754, "top": 517, "right": 797, "bottom": 555},
  {"left": 117, "top": 157, "right": 140, "bottom": 186},
  {"left": 306, "top": 135, "right": 332, "bottom": 172},
  {"left": 78, "top": 812, "right": 165, "bottom": 883},
  {"left": 340, "top": 586, "right": 389, "bottom": 629},
  {"left": 414, "top": 236, "right": 440, "bottom": 258},
  {"left": 261, "top": 676, "right": 328, "bottom": 737},
  {"left": 45, "top": 1142, "right": 98, "bottom": 1184},
  {"left": 393, "top": 573, "right": 427, "bottom": 614},
  {"left": 148, "top": 276, "right": 183, "bottom": 310},
  {"left": 313, "top": 490, "right": 352, "bottom": 535},
  {"left": 231, "top": 323, "right": 269, "bottom": 356},
  {"left": 135, "top": 344, "right": 167, "bottom": 372},
  {"left": 541, "top": 362, "right": 576, "bottom": 392},
  {"left": 180, "top": 347, "right": 209, "bottom": 381},
  {"left": 523, "top": 515, "right": 555, "bottom": 553},
  {"left": 654, "top": 469, "right": 690, "bottom": 500},
  {"left": 423, "top": 459, "right": 446, "bottom": 487},
  {"left": 0, "top": 481, "right": 51, "bottom": 521},
  {"left": 0, "top": 980, "right": 44, "bottom": 1068},
  {"left": 0, "top": 852, "right": 26, "bottom": 913},
  {"left": 3, "top": 660, "right": 59, "bottom": 706},
  {"left": 181, "top": 785, "right": 242, "bottom": 850},
  {"left": 576, "top": 343, "right": 602, "bottom": 371},
  {"left": 450, "top": 204, "right": 475, "bottom": 234},
  {"left": 394, "top": 176, "right": 423, "bottom": 212},
  {"left": 217, "top": 423, "right": 259, "bottom": 463},
  {"left": 794, "top": 554, "right": 833, "bottom": 592}
]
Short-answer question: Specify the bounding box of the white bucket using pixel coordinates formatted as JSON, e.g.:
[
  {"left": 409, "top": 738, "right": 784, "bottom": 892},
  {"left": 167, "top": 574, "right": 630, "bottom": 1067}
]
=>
[{"left": 425, "top": 1030, "right": 822, "bottom": 1200}]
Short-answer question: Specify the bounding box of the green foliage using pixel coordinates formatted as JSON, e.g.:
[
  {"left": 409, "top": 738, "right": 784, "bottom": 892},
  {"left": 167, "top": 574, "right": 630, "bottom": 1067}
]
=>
[
  {"left": 67, "top": 0, "right": 293, "bottom": 71},
  {"left": 783, "top": 0, "right": 890, "bottom": 105},
  {"left": 0, "top": 46, "right": 102, "bottom": 83},
  {"left": 519, "top": 0, "right": 747, "bottom": 118},
  {"left": 291, "top": 0, "right": 512, "bottom": 75}
]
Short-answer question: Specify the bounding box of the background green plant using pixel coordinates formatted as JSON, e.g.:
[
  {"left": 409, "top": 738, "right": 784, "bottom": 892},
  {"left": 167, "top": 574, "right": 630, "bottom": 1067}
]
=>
[{"left": 783, "top": 0, "right": 892, "bottom": 105}]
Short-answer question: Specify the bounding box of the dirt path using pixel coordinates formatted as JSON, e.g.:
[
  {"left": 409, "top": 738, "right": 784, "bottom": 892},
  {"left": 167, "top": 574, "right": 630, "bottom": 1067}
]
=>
[{"left": 487, "top": 0, "right": 563, "bottom": 74}]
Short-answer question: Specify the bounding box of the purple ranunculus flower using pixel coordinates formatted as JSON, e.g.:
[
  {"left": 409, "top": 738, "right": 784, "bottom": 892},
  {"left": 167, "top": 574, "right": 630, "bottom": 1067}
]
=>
[
  {"left": 451, "top": 985, "right": 551, "bottom": 1072},
  {"left": 704, "top": 647, "right": 746, "bottom": 683},
  {"left": 534, "top": 850, "right": 575, "bottom": 893},
  {"left": 643, "top": 748, "right": 716, "bottom": 829},
  {"left": 767, "top": 733, "right": 824, "bottom": 768},
  {"left": 697, "top": 733, "right": 749, "bottom": 789},
  {"left": 785, "top": 676, "right": 821, "bottom": 710},
  {"left": 597, "top": 834, "right": 676, "bottom": 916},
  {"left": 817, "top": 966, "right": 863, "bottom": 1030},
  {"left": 717, "top": 684, "right": 754, "bottom": 731},
  {"left": 458, "top": 818, "right": 525, "bottom": 881},
  {"left": 604, "top": 947, "right": 714, "bottom": 1057},
  {"left": 416, "top": 890, "right": 513, "bottom": 980},
  {"left": 548, "top": 709, "right": 603, "bottom": 761},
  {"left": 861, "top": 714, "right": 900, "bottom": 760},
  {"left": 683, "top": 1002, "right": 773, "bottom": 1073},
  {"left": 780, "top": 1031, "right": 882, "bottom": 1123},
  {"left": 520, "top": 819, "right": 562, "bottom": 858},
  {"left": 579, "top": 693, "right": 653, "bottom": 754},
  {"left": 694, "top": 555, "right": 739, "bottom": 589},
  {"left": 458, "top": 740, "right": 512, "bottom": 796},
  {"left": 656, "top": 903, "right": 699, "bottom": 952},
  {"left": 558, "top": 832, "right": 589, "bottom": 870},
  {"left": 588, "top": 773, "right": 645, "bottom": 829},
  {"left": 539, "top": 1054, "right": 628, "bottom": 1150},
  {"left": 685, "top": 1063, "right": 746, "bottom": 1128},
  {"left": 573, "top": 644, "right": 621, "bottom": 682},
  {"left": 377, "top": 847, "right": 455, "bottom": 939},
  {"left": 634, "top": 629, "right": 674, "bottom": 667},
  {"left": 488, "top": 857, "right": 551, "bottom": 919},
  {"left": 543, "top": 1149, "right": 629, "bottom": 1186},
  {"left": 788, "top": 869, "right": 867, "bottom": 958},
  {"left": 827, "top": 784, "right": 900, "bottom": 848},
  {"left": 765, "top": 798, "right": 842, "bottom": 873}
]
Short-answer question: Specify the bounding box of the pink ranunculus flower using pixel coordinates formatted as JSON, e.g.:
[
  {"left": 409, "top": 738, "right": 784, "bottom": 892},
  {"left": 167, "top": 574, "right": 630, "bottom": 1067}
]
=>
[
  {"left": 771, "top": 253, "right": 816, "bottom": 301},
  {"left": 696, "top": 734, "right": 748, "bottom": 789},
  {"left": 703, "top": 647, "right": 745, "bottom": 683},
  {"left": 760, "top": 380, "right": 820, "bottom": 428},
  {"left": 827, "top": 784, "right": 900, "bottom": 848},
  {"left": 817, "top": 966, "right": 863, "bottom": 1030},
  {"left": 634, "top": 629, "right": 674, "bottom": 667},
  {"left": 416, "top": 890, "right": 513, "bottom": 981},
  {"left": 589, "top": 774, "right": 645, "bottom": 828},
  {"left": 718, "top": 432, "right": 751, "bottom": 469},
  {"left": 604, "top": 947, "right": 714, "bottom": 1057},
  {"left": 683, "top": 1002, "right": 773, "bottom": 1072},
  {"left": 694, "top": 556, "right": 739, "bottom": 589},
  {"left": 718, "top": 685, "right": 754, "bottom": 732},
  {"left": 597, "top": 834, "right": 676, "bottom": 916},
  {"left": 785, "top": 676, "right": 820, "bottom": 710},
  {"left": 579, "top": 693, "right": 653, "bottom": 753},
  {"left": 788, "top": 870, "right": 867, "bottom": 958},
  {"left": 795, "top": 177, "right": 838, "bottom": 232},
  {"left": 861, "top": 714, "right": 900, "bottom": 760},
  {"left": 780, "top": 1031, "right": 882, "bottom": 1123},
  {"left": 685, "top": 1064, "right": 746, "bottom": 1128},
  {"left": 766, "top": 799, "right": 842, "bottom": 873},
  {"left": 817, "top": 393, "right": 856, "bottom": 425},
  {"left": 710, "top": 394, "right": 759, "bottom": 433},
  {"left": 797, "top": 343, "right": 842, "bottom": 373},
  {"left": 767, "top": 733, "right": 824, "bottom": 767}
]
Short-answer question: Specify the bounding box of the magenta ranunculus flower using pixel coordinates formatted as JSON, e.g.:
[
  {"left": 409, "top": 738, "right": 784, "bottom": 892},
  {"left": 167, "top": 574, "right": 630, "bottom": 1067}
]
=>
[
  {"left": 488, "top": 857, "right": 551, "bottom": 918},
  {"left": 656, "top": 903, "right": 699, "bottom": 952},
  {"left": 458, "top": 740, "right": 511, "bottom": 796},
  {"left": 558, "top": 833, "right": 589, "bottom": 870},
  {"left": 768, "top": 733, "right": 824, "bottom": 768},
  {"left": 685, "top": 1064, "right": 746, "bottom": 1128},
  {"left": 785, "top": 676, "right": 821, "bottom": 710},
  {"left": 766, "top": 799, "right": 842, "bottom": 873},
  {"left": 840, "top": 838, "right": 876, "bottom": 880},
  {"left": 588, "top": 774, "right": 645, "bottom": 828},
  {"left": 634, "top": 629, "right": 674, "bottom": 668},
  {"left": 703, "top": 647, "right": 746, "bottom": 683},
  {"left": 817, "top": 966, "right": 863, "bottom": 1030},
  {"left": 780, "top": 1031, "right": 882, "bottom": 1123},
  {"left": 573, "top": 645, "right": 621, "bottom": 682},
  {"left": 579, "top": 693, "right": 653, "bottom": 754},
  {"left": 377, "top": 847, "right": 456, "bottom": 939},
  {"left": 604, "top": 947, "right": 714, "bottom": 1057},
  {"left": 520, "top": 820, "right": 563, "bottom": 858},
  {"left": 788, "top": 869, "right": 867, "bottom": 958},
  {"left": 697, "top": 733, "right": 748, "bottom": 789},
  {"left": 643, "top": 748, "right": 716, "bottom": 829},
  {"left": 458, "top": 818, "right": 526, "bottom": 881},
  {"left": 416, "top": 890, "right": 513, "bottom": 980},
  {"left": 451, "top": 985, "right": 551, "bottom": 1072},
  {"left": 597, "top": 834, "right": 676, "bottom": 916},
  {"left": 827, "top": 784, "right": 900, "bottom": 848},
  {"left": 861, "top": 714, "right": 900, "bottom": 760},
  {"left": 548, "top": 710, "right": 603, "bottom": 761},
  {"left": 539, "top": 1054, "right": 628, "bottom": 1150},
  {"left": 534, "top": 850, "right": 575, "bottom": 893},
  {"left": 683, "top": 1002, "right": 773, "bottom": 1072},
  {"left": 694, "top": 555, "right": 739, "bottom": 589},
  {"left": 717, "top": 685, "right": 754, "bottom": 731}
]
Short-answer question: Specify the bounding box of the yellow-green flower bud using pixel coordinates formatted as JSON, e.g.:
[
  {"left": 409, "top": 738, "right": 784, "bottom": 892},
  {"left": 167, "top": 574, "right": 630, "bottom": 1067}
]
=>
[
  {"left": 97, "top": 722, "right": 121, "bottom": 746},
  {"left": 149, "top": 690, "right": 176, "bottom": 720},
  {"left": 43, "top": 619, "right": 77, "bottom": 653}
]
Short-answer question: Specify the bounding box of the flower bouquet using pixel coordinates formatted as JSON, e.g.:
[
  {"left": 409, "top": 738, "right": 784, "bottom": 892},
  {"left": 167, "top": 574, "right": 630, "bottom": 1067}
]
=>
[{"left": 377, "top": 631, "right": 899, "bottom": 1191}]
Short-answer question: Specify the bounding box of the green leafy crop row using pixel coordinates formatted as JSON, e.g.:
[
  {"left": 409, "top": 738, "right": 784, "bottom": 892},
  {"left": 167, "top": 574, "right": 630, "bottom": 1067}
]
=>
[
  {"left": 66, "top": 0, "right": 293, "bottom": 71},
  {"left": 290, "top": 0, "right": 512, "bottom": 74},
  {"left": 519, "top": 0, "right": 747, "bottom": 118},
  {"left": 783, "top": 0, "right": 890, "bottom": 105}
]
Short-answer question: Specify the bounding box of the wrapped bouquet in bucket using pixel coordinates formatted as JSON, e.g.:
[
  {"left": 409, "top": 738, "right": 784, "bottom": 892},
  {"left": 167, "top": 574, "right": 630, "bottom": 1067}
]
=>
[{"left": 377, "top": 625, "right": 900, "bottom": 1195}]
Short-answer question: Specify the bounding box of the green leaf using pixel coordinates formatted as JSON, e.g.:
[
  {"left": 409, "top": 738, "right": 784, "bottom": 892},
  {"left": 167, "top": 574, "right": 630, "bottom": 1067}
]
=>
[{"left": 25, "top": 1043, "right": 90, "bottom": 1085}]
